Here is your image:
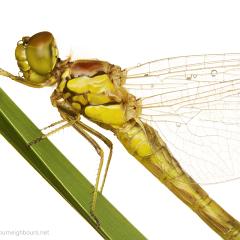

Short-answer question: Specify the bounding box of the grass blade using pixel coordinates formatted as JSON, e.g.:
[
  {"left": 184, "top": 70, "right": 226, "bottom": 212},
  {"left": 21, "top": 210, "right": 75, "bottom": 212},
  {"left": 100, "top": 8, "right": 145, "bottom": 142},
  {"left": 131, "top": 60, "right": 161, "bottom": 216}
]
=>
[{"left": 0, "top": 88, "right": 147, "bottom": 240}]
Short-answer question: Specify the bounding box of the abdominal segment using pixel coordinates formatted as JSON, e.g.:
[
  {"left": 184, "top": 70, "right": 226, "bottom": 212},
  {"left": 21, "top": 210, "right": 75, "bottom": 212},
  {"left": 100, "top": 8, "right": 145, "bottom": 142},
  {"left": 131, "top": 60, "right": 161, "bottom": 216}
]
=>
[{"left": 114, "top": 119, "right": 240, "bottom": 239}]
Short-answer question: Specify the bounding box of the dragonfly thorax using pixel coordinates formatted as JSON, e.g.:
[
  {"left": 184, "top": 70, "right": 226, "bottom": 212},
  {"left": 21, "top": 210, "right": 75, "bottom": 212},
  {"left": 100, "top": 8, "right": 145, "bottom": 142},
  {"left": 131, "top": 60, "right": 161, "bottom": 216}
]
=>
[{"left": 51, "top": 59, "right": 141, "bottom": 128}]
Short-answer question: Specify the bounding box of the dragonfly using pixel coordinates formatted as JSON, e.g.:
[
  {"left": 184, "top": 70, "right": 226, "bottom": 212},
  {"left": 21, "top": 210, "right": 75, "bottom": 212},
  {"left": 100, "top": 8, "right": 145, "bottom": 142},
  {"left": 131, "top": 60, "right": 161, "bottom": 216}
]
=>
[{"left": 1, "top": 31, "right": 240, "bottom": 239}]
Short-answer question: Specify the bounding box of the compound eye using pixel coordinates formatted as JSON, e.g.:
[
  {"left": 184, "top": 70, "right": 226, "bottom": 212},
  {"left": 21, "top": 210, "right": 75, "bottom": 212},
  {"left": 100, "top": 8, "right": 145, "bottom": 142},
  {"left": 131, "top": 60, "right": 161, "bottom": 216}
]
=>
[{"left": 26, "top": 31, "right": 59, "bottom": 75}]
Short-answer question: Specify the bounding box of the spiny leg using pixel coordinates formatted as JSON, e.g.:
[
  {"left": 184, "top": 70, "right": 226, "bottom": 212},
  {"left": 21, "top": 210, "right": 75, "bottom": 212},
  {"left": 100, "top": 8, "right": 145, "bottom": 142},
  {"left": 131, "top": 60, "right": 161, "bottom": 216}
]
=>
[
  {"left": 58, "top": 111, "right": 109, "bottom": 225},
  {"left": 0, "top": 68, "right": 24, "bottom": 82},
  {"left": 41, "top": 119, "right": 66, "bottom": 131},
  {"left": 76, "top": 121, "right": 113, "bottom": 193},
  {"left": 0, "top": 68, "right": 49, "bottom": 87},
  {"left": 100, "top": 147, "right": 112, "bottom": 193},
  {"left": 72, "top": 122, "right": 104, "bottom": 227},
  {"left": 28, "top": 118, "right": 77, "bottom": 146}
]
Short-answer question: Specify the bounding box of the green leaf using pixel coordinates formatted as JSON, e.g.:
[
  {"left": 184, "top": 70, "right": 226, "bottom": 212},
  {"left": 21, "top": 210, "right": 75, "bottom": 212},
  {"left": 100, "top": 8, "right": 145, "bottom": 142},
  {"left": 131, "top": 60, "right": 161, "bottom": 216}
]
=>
[{"left": 0, "top": 88, "right": 147, "bottom": 240}]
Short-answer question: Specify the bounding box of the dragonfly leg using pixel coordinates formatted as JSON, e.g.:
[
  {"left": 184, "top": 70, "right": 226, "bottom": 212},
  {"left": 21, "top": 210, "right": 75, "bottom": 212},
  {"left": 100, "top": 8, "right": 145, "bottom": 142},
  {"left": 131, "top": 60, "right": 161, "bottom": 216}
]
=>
[
  {"left": 0, "top": 68, "right": 24, "bottom": 83},
  {"left": 99, "top": 141, "right": 112, "bottom": 193},
  {"left": 71, "top": 123, "right": 104, "bottom": 227},
  {"left": 76, "top": 121, "right": 113, "bottom": 193},
  {"left": 55, "top": 110, "right": 110, "bottom": 225},
  {"left": 28, "top": 118, "right": 77, "bottom": 146},
  {"left": 90, "top": 143, "right": 104, "bottom": 227},
  {"left": 41, "top": 119, "right": 66, "bottom": 131}
]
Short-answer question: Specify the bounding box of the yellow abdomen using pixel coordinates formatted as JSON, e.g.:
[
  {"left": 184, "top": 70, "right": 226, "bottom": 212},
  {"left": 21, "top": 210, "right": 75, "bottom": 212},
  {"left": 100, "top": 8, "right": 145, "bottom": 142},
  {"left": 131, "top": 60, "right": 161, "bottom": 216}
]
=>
[{"left": 114, "top": 119, "right": 240, "bottom": 240}]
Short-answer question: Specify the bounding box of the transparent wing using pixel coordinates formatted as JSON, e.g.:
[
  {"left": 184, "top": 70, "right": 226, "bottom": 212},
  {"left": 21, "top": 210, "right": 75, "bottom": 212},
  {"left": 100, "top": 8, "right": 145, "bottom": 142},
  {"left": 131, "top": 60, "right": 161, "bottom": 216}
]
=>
[{"left": 124, "top": 53, "right": 240, "bottom": 184}]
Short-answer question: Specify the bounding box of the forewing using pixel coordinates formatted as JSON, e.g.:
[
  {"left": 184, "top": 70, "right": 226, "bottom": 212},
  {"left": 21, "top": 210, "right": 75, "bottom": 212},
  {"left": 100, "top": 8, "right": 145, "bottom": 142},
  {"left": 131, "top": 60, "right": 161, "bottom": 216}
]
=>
[{"left": 124, "top": 54, "right": 240, "bottom": 184}]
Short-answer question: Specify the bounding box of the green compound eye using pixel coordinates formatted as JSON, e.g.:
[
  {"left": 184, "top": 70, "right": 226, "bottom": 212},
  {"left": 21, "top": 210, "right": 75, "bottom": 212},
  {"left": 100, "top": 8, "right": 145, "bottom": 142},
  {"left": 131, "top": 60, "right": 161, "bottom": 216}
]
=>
[{"left": 26, "top": 31, "right": 58, "bottom": 75}]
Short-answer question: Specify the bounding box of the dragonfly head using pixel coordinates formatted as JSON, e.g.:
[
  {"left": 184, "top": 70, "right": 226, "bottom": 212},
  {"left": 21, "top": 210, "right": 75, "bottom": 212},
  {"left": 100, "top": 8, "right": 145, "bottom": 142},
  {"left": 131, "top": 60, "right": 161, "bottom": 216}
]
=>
[{"left": 13, "top": 31, "right": 59, "bottom": 87}]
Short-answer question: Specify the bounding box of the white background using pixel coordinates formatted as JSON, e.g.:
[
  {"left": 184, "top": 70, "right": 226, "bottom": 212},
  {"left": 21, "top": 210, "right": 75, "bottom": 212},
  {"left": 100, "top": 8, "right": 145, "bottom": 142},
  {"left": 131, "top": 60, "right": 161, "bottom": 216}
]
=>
[{"left": 0, "top": 0, "right": 240, "bottom": 240}]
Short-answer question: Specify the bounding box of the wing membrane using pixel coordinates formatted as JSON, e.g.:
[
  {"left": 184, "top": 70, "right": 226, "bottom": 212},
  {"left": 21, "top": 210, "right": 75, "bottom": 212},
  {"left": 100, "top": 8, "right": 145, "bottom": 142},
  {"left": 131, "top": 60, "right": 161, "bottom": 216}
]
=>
[{"left": 124, "top": 54, "right": 240, "bottom": 184}]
